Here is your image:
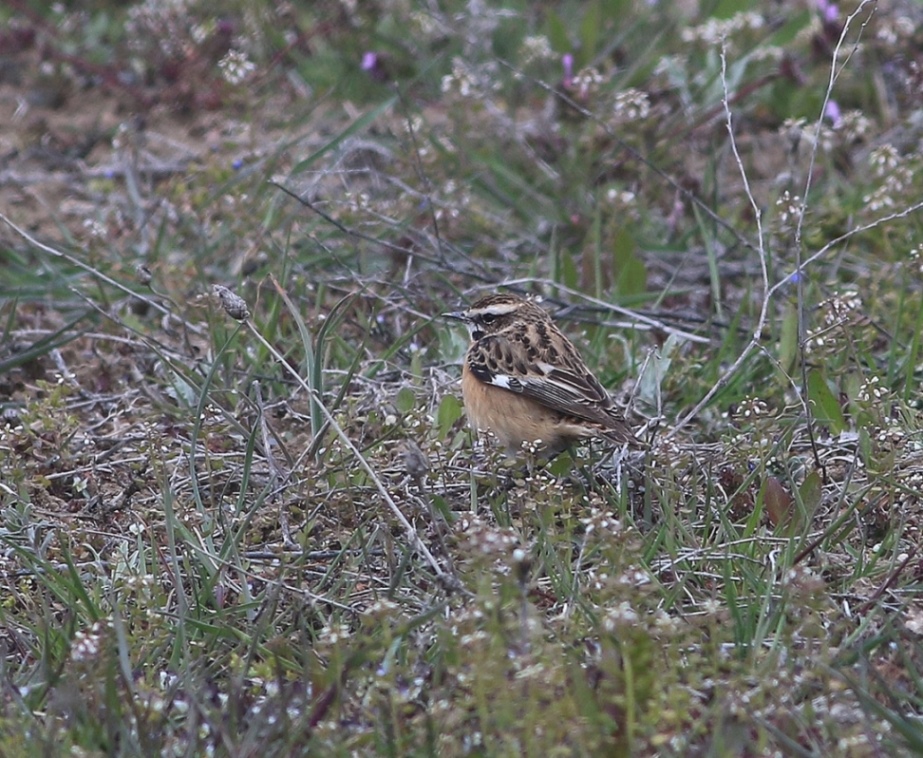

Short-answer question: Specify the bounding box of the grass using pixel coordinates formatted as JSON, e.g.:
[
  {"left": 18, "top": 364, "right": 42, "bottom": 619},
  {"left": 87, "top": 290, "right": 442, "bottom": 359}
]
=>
[{"left": 2, "top": 0, "right": 923, "bottom": 755}]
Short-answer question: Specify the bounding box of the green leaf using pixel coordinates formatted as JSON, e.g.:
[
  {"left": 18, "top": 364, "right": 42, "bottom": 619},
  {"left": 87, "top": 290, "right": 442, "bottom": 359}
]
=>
[
  {"left": 636, "top": 333, "right": 682, "bottom": 408},
  {"left": 559, "top": 249, "right": 580, "bottom": 291},
  {"left": 547, "top": 454, "right": 573, "bottom": 478},
  {"left": 807, "top": 368, "right": 846, "bottom": 433},
  {"left": 545, "top": 12, "right": 570, "bottom": 53},
  {"left": 798, "top": 470, "right": 823, "bottom": 514},
  {"left": 580, "top": 1, "right": 602, "bottom": 62},
  {"left": 773, "top": 469, "right": 823, "bottom": 537},
  {"left": 436, "top": 394, "right": 463, "bottom": 439},
  {"left": 602, "top": 0, "right": 629, "bottom": 20},
  {"left": 713, "top": 0, "right": 751, "bottom": 19},
  {"left": 778, "top": 303, "right": 799, "bottom": 374},
  {"left": 858, "top": 426, "right": 873, "bottom": 469},
  {"left": 430, "top": 495, "right": 454, "bottom": 523},
  {"left": 271, "top": 277, "right": 323, "bottom": 439},
  {"left": 395, "top": 386, "right": 416, "bottom": 415},
  {"left": 613, "top": 226, "right": 646, "bottom": 296}
]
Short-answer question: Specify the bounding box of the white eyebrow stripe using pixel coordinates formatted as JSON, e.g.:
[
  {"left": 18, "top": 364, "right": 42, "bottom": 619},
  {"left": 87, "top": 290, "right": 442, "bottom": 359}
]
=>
[{"left": 472, "top": 303, "right": 520, "bottom": 317}]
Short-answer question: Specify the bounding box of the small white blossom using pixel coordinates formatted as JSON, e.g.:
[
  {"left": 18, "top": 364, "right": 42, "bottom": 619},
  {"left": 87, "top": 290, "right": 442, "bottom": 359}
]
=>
[
  {"left": 776, "top": 190, "right": 803, "bottom": 225},
  {"left": 612, "top": 88, "right": 650, "bottom": 121},
  {"left": 219, "top": 50, "right": 256, "bottom": 85},
  {"left": 520, "top": 35, "right": 553, "bottom": 64}
]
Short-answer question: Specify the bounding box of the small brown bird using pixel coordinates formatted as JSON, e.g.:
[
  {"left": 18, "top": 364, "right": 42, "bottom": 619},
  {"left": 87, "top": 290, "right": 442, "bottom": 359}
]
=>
[{"left": 444, "top": 293, "right": 641, "bottom": 456}]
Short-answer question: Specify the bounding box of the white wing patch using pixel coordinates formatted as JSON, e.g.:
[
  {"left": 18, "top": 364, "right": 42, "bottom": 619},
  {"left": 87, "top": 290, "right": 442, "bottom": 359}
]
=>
[{"left": 489, "top": 374, "right": 513, "bottom": 390}]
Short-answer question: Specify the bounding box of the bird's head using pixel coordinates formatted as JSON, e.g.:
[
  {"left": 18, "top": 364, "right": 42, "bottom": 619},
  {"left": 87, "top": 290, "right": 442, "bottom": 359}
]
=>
[{"left": 443, "top": 293, "right": 546, "bottom": 340}]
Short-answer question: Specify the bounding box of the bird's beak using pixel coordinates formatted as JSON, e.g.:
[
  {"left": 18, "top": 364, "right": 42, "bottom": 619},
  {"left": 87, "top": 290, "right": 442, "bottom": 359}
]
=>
[{"left": 442, "top": 311, "right": 467, "bottom": 322}]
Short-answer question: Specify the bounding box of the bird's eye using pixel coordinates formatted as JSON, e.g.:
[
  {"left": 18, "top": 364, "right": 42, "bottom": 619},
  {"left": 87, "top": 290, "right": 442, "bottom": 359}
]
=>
[{"left": 480, "top": 313, "right": 496, "bottom": 324}]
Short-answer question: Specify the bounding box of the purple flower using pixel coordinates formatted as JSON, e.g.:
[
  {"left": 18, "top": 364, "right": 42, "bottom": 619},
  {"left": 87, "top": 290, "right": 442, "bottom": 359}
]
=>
[
  {"left": 361, "top": 51, "right": 389, "bottom": 82},
  {"left": 361, "top": 52, "right": 378, "bottom": 71},
  {"left": 824, "top": 100, "right": 842, "bottom": 128},
  {"left": 562, "top": 53, "right": 574, "bottom": 88},
  {"left": 816, "top": 0, "right": 838, "bottom": 22}
]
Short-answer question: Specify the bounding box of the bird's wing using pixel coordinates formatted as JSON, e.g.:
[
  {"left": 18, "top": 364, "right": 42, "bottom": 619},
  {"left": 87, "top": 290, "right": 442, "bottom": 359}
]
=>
[{"left": 467, "top": 334, "right": 627, "bottom": 431}]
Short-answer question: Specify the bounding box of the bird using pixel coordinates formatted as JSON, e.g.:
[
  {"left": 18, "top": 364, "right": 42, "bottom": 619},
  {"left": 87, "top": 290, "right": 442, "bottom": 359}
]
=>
[{"left": 443, "top": 293, "right": 641, "bottom": 456}]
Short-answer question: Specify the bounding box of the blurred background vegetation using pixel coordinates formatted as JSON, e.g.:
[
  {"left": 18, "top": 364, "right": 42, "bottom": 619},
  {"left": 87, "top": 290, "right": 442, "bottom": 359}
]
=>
[{"left": 1, "top": 0, "right": 923, "bottom": 755}]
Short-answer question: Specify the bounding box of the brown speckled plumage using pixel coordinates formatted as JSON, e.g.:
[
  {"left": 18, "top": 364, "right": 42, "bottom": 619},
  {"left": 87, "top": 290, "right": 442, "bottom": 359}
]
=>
[{"left": 444, "top": 293, "right": 640, "bottom": 455}]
